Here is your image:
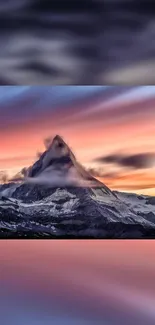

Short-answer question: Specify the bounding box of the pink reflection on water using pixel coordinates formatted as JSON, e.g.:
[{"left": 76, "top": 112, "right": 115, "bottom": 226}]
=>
[{"left": 0, "top": 240, "right": 155, "bottom": 324}]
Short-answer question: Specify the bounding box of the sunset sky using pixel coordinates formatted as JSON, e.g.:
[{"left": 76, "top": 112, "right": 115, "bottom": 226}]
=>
[{"left": 1, "top": 85, "right": 155, "bottom": 196}]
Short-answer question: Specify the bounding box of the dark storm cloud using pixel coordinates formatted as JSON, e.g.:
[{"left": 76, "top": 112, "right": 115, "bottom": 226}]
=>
[{"left": 95, "top": 153, "right": 155, "bottom": 170}]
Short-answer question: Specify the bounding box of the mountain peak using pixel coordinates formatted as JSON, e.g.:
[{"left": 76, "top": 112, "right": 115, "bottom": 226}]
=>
[
  {"left": 51, "top": 135, "right": 66, "bottom": 149},
  {"left": 52, "top": 134, "right": 64, "bottom": 143},
  {"left": 28, "top": 135, "right": 72, "bottom": 178},
  {"left": 27, "top": 135, "right": 114, "bottom": 197},
  {"left": 53, "top": 134, "right": 63, "bottom": 140}
]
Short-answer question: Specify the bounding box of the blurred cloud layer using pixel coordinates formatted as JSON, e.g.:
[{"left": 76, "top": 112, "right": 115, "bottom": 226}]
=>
[
  {"left": 0, "top": 240, "right": 155, "bottom": 325},
  {"left": 0, "top": 0, "right": 99, "bottom": 84},
  {"left": 102, "top": 0, "right": 155, "bottom": 83},
  {"left": 0, "top": 0, "right": 154, "bottom": 84}
]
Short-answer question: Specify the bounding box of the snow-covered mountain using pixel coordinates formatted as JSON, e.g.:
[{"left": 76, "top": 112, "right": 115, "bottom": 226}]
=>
[{"left": 0, "top": 135, "right": 155, "bottom": 238}]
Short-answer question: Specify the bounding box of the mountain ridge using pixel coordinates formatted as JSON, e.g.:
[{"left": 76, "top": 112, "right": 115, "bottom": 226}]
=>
[
  {"left": 25, "top": 134, "right": 114, "bottom": 197},
  {"left": 0, "top": 135, "right": 154, "bottom": 238}
]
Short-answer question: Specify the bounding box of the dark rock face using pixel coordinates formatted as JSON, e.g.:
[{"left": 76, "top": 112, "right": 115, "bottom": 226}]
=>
[
  {"left": 12, "top": 183, "right": 56, "bottom": 203},
  {"left": 146, "top": 197, "right": 155, "bottom": 205},
  {"left": 0, "top": 182, "right": 16, "bottom": 191},
  {"left": 0, "top": 185, "right": 155, "bottom": 239},
  {"left": 28, "top": 151, "right": 46, "bottom": 177},
  {"left": 0, "top": 135, "right": 155, "bottom": 239}
]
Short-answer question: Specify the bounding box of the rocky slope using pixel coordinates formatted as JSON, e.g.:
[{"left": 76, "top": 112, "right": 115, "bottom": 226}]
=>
[{"left": 0, "top": 135, "right": 155, "bottom": 238}]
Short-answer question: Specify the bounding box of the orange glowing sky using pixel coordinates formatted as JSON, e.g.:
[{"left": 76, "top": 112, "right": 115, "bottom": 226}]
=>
[{"left": 1, "top": 86, "right": 155, "bottom": 196}]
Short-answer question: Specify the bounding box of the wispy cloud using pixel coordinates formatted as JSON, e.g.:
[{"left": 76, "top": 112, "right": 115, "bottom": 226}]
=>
[
  {"left": 25, "top": 165, "right": 97, "bottom": 188},
  {"left": 95, "top": 152, "right": 155, "bottom": 170}
]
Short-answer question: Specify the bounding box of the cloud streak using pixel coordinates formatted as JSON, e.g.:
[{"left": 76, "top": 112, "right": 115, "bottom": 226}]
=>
[
  {"left": 95, "top": 153, "right": 155, "bottom": 170},
  {"left": 25, "top": 165, "right": 98, "bottom": 188}
]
